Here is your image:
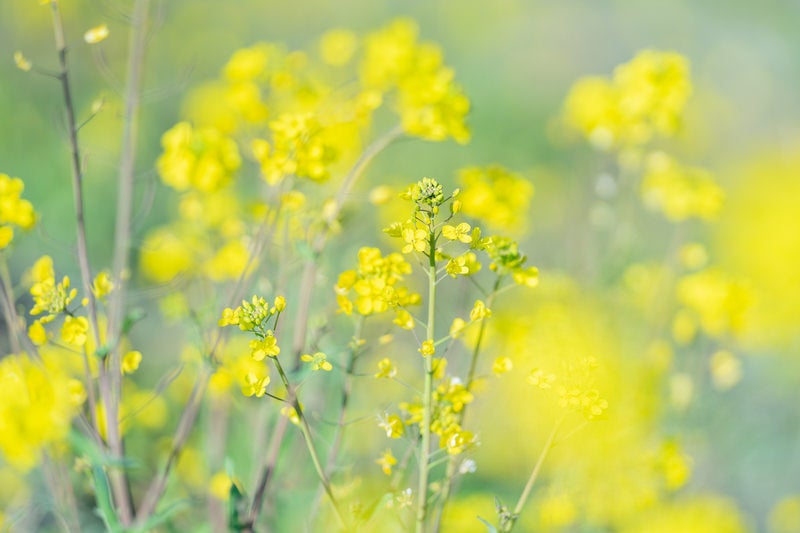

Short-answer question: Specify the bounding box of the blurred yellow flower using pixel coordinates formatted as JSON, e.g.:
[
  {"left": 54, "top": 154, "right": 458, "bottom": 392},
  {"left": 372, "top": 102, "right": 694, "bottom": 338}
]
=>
[
  {"left": 122, "top": 350, "right": 142, "bottom": 375},
  {"left": 13, "top": 51, "right": 32, "bottom": 72},
  {"left": 83, "top": 24, "right": 109, "bottom": 44}
]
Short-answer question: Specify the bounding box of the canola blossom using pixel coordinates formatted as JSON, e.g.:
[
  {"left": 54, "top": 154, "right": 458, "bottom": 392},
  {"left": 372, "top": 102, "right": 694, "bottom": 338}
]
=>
[{"left": 0, "top": 5, "right": 794, "bottom": 533}]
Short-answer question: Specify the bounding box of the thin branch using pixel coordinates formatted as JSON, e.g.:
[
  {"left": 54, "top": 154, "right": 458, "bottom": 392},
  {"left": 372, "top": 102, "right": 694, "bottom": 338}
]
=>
[
  {"left": 291, "top": 125, "right": 403, "bottom": 359},
  {"left": 135, "top": 207, "right": 281, "bottom": 525},
  {"left": 47, "top": 0, "right": 133, "bottom": 524}
]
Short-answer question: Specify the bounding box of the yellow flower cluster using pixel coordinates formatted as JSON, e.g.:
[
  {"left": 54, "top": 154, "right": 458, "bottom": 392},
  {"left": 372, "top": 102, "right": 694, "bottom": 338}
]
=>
[
  {"left": 0, "top": 173, "right": 36, "bottom": 249},
  {"left": 301, "top": 351, "right": 332, "bottom": 371},
  {"left": 29, "top": 256, "right": 77, "bottom": 322},
  {"left": 563, "top": 50, "right": 691, "bottom": 150},
  {"left": 457, "top": 166, "right": 534, "bottom": 234},
  {"left": 252, "top": 113, "right": 341, "bottom": 184},
  {"left": 157, "top": 122, "right": 241, "bottom": 193},
  {"left": 219, "top": 296, "right": 285, "bottom": 398},
  {"left": 641, "top": 152, "right": 724, "bottom": 222},
  {"left": 140, "top": 191, "right": 251, "bottom": 284},
  {"left": 361, "top": 18, "right": 470, "bottom": 143},
  {"left": 219, "top": 295, "right": 286, "bottom": 333},
  {"left": 335, "top": 247, "right": 419, "bottom": 316},
  {"left": 480, "top": 236, "right": 539, "bottom": 287},
  {"left": 621, "top": 496, "right": 748, "bottom": 533},
  {"left": 398, "top": 374, "right": 476, "bottom": 455},
  {"left": 0, "top": 353, "right": 85, "bottom": 471},
  {"left": 529, "top": 357, "right": 609, "bottom": 421},
  {"left": 674, "top": 267, "right": 751, "bottom": 341},
  {"left": 208, "top": 338, "right": 271, "bottom": 399}
]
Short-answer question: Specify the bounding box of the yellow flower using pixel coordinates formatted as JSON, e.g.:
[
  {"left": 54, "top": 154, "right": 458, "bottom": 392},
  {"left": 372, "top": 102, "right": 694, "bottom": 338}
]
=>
[
  {"left": 319, "top": 29, "right": 357, "bottom": 66},
  {"left": 218, "top": 307, "right": 239, "bottom": 327},
  {"left": 249, "top": 335, "right": 280, "bottom": 360},
  {"left": 563, "top": 50, "right": 692, "bottom": 150},
  {"left": 442, "top": 428, "right": 474, "bottom": 455},
  {"left": 492, "top": 356, "right": 513, "bottom": 376},
  {"left": 242, "top": 372, "right": 270, "bottom": 398},
  {"left": 13, "top": 51, "right": 32, "bottom": 72},
  {"left": 402, "top": 227, "right": 428, "bottom": 254},
  {"left": 709, "top": 350, "right": 742, "bottom": 391},
  {"left": 84, "top": 24, "right": 109, "bottom": 44},
  {"left": 28, "top": 320, "right": 47, "bottom": 346},
  {"left": 374, "top": 358, "right": 397, "bottom": 379},
  {"left": 432, "top": 358, "right": 447, "bottom": 380},
  {"left": 301, "top": 352, "right": 332, "bottom": 371},
  {"left": 449, "top": 317, "right": 467, "bottom": 338},
  {"left": 378, "top": 414, "right": 404, "bottom": 438},
  {"left": 442, "top": 222, "right": 472, "bottom": 243},
  {"left": 92, "top": 271, "right": 114, "bottom": 299},
  {"left": 209, "top": 471, "right": 236, "bottom": 501},
  {"left": 375, "top": 449, "right": 397, "bottom": 475},
  {"left": 0, "top": 353, "right": 84, "bottom": 470},
  {"left": 273, "top": 295, "right": 286, "bottom": 312},
  {"left": 121, "top": 350, "right": 142, "bottom": 375},
  {"left": 0, "top": 174, "right": 36, "bottom": 248},
  {"left": 641, "top": 152, "right": 724, "bottom": 222},
  {"left": 157, "top": 122, "right": 241, "bottom": 192},
  {"left": 394, "top": 309, "right": 415, "bottom": 330},
  {"left": 336, "top": 248, "right": 418, "bottom": 317},
  {"left": 469, "top": 300, "right": 491, "bottom": 321},
  {"left": 528, "top": 368, "right": 556, "bottom": 389},
  {"left": 281, "top": 404, "right": 301, "bottom": 425},
  {"left": 61, "top": 316, "right": 89, "bottom": 347},
  {"left": 419, "top": 339, "right": 435, "bottom": 357}
]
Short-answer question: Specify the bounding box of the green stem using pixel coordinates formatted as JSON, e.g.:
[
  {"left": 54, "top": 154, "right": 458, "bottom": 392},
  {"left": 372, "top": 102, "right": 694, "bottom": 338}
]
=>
[
  {"left": 504, "top": 416, "right": 564, "bottom": 532},
  {"left": 272, "top": 357, "right": 348, "bottom": 530},
  {"left": 416, "top": 227, "right": 437, "bottom": 533},
  {"left": 324, "top": 316, "right": 366, "bottom": 474},
  {"left": 434, "top": 276, "right": 502, "bottom": 531}
]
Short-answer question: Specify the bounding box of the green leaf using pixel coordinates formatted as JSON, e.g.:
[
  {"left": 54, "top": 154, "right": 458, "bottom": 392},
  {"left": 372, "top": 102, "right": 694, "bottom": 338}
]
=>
[{"left": 91, "top": 463, "right": 122, "bottom": 533}]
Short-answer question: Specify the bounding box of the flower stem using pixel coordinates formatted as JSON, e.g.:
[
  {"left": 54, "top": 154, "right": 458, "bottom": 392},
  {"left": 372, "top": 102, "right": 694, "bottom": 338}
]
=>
[
  {"left": 310, "top": 314, "right": 366, "bottom": 520},
  {"left": 47, "top": 0, "right": 133, "bottom": 524},
  {"left": 434, "top": 276, "right": 502, "bottom": 531},
  {"left": 272, "top": 357, "right": 348, "bottom": 530},
  {"left": 416, "top": 227, "right": 437, "bottom": 533},
  {"left": 291, "top": 125, "right": 403, "bottom": 360},
  {"left": 504, "top": 416, "right": 564, "bottom": 532}
]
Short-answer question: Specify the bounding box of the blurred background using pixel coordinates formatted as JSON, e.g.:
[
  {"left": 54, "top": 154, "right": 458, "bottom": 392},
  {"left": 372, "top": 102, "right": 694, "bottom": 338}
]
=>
[{"left": 2, "top": 0, "right": 799, "bottom": 531}]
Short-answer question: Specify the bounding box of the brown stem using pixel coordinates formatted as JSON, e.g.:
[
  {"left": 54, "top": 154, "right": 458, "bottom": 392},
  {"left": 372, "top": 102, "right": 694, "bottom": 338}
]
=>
[
  {"left": 136, "top": 370, "right": 209, "bottom": 520},
  {"left": 47, "top": 1, "right": 133, "bottom": 524},
  {"left": 106, "top": 0, "right": 150, "bottom": 439},
  {"left": 0, "top": 266, "right": 21, "bottom": 354},
  {"left": 247, "top": 412, "right": 289, "bottom": 528}
]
